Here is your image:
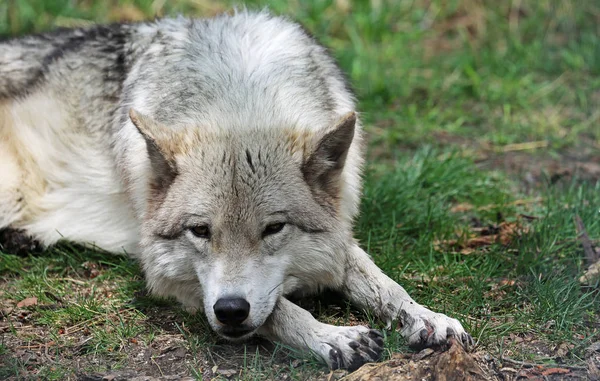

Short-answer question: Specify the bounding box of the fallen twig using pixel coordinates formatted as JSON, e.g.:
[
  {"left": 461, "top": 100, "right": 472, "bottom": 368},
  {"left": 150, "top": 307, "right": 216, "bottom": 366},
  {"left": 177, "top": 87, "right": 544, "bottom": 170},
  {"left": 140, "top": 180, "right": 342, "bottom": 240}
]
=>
[
  {"left": 500, "top": 356, "right": 587, "bottom": 371},
  {"left": 574, "top": 215, "right": 599, "bottom": 266},
  {"left": 478, "top": 197, "right": 543, "bottom": 211},
  {"left": 64, "top": 307, "right": 137, "bottom": 334},
  {"left": 499, "top": 140, "right": 548, "bottom": 152},
  {"left": 152, "top": 357, "right": 165, "bottom": 377},
  {"left": 55, "top": 277, "right": 87, "bottom": 285},
  {"left": 450, "top": 197, "right": 543, "bottom": 213},
  {"left": 451, "top": 311, "right": 487, "bottom": 324},
  {"left": 17, "top": 341, "right": 55, "bottom": 350}
]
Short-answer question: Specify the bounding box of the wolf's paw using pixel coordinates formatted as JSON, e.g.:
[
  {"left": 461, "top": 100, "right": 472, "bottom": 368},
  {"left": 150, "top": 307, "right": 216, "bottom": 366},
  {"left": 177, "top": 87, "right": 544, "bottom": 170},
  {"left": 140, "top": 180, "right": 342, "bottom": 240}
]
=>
[
  {"left": 0, "top": 228, "right": 43, "bottom": 256},
  {"left": 318, "top": 325, "right": 384, "bottom": 371},
  {"left": 399, "top": 306, "right": 473, "bottom": 349}
]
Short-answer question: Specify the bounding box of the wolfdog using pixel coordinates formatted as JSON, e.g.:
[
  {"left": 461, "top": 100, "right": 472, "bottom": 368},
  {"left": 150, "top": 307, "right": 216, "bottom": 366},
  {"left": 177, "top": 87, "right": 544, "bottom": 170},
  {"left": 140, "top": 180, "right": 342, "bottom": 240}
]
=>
[{"left": 0, "top": 10, "right": 472, "bottom": 370}]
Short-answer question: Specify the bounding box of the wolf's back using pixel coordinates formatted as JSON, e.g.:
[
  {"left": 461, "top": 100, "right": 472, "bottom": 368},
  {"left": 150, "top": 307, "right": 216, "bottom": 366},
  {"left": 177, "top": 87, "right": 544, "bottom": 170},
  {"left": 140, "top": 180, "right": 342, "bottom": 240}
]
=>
[
  {"left": 0, "top": 25, "right": 131, "bottom": 99},
  {"left": 0, "top": 34, "right": 55, "bottom": 98}
]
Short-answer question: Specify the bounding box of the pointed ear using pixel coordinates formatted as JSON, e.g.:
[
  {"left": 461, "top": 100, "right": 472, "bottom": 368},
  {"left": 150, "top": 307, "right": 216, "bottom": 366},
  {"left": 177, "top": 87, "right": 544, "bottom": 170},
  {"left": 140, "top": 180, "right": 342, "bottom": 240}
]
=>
[
  {"left": 129, "top": 108, "right": 178, "bottom": 188},
  {"left": 302, "top": 112, "right": 356, "bottom": 200}
]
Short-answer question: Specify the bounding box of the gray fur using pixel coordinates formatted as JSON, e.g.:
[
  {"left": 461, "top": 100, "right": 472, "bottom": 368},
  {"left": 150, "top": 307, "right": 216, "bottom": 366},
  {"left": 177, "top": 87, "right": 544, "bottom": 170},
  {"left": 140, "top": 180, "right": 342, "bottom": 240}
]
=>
[{"left": 0, "top": 10, "right": 471, "bottom": 371}]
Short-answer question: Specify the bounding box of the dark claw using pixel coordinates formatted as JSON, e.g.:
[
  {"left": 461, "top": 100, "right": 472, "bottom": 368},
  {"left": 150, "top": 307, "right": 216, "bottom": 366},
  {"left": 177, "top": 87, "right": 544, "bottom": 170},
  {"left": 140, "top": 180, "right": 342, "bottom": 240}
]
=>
[
  {"left": 328, "top": 329, "right": 386, "bottom": 371},
  {"left": 372, "top": 337, "right": 384, "bottom": 347},
  {"left": 347, "top": 353, "right": 364, "bottom": 372},
  {"left": 362, "top": 347, "right": 380, "bottom": 361},
  {"left": 329, "top": 348, "right": 341, "bottom": 370},
  {"left": 419, "top": 328, "right": 429, "bottom": 342},
  {"left": 446, "top": 327, "right": 456, "bottom": 338},
  {"left": 462, "top": 332, "right": 474, "bottom": 347}
]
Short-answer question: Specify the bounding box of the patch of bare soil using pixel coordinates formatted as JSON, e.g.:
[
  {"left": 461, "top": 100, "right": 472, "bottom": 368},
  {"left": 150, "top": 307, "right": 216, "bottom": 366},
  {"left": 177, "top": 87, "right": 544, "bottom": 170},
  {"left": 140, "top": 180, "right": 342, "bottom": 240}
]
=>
[
  {"left": 0, "top": 307, "right": 195, "bottom": 380},
  {"left": 431, "top": 129, "right": 600, "bottom": 188},
  {"left": 0, "top": 295, "right": 325, "bottom": 380},
  {"left": 366, "top": 128, "right": 600, "bottom": 190},
  {"left": 479, "top": 149, "right": 600, "bottom": 189},
  {"left": 433, "top": 220, "right": 530, "bottom": 255},
  {"left": 2, "top": 302, "right": 594, "bottom": 380}
]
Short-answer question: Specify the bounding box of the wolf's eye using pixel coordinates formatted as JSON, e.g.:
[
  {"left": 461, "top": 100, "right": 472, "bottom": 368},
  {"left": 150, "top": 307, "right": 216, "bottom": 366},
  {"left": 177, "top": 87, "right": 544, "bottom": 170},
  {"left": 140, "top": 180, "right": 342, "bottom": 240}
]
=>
[
  {"left": 262, "top": 223, "right": 286, "bottom": 238},
  {"left": 189, "top": 225, "right": 211, "bottom": 239}
]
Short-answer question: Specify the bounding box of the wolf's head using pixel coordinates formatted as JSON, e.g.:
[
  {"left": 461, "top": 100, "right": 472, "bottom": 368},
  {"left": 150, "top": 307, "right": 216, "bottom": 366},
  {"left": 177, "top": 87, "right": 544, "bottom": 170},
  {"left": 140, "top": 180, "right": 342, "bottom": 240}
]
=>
[{"left": 129, "top": 109, "right": 358, "bottom": 340}]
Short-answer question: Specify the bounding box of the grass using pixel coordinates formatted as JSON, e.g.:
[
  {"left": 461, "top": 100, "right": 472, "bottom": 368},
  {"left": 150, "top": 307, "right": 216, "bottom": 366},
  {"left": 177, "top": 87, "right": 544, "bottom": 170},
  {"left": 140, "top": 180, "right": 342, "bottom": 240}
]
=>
[{"left": 1, "top": 0, "right": 599, "bottom": 379}]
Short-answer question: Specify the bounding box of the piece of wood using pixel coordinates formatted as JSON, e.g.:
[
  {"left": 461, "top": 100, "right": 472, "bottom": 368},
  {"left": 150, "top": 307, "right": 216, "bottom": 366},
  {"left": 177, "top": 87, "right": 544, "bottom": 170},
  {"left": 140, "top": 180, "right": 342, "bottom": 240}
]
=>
[{"left": 574, "top": 215, "right": 599, "bottom": 266}]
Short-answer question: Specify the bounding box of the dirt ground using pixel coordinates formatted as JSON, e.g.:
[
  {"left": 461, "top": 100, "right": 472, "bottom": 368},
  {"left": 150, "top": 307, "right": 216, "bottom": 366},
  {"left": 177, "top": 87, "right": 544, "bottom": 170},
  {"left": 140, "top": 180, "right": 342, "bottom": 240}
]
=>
[
  {"left": 2, "top": 287, "right": 599, "bottom": 380},
  {"left": 3, "top": 313, "right": 597, "bottom": 381}
]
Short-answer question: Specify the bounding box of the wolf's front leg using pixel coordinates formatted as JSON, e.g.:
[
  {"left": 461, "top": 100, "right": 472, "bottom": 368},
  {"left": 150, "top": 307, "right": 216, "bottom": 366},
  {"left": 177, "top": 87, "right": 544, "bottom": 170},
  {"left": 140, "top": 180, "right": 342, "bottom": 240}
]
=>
[
  {"left": 342, "top": 243, "right": 473, "bottom": 348},
  {"left": 257, "top": 297, "right": 384, "bottom": 371}
]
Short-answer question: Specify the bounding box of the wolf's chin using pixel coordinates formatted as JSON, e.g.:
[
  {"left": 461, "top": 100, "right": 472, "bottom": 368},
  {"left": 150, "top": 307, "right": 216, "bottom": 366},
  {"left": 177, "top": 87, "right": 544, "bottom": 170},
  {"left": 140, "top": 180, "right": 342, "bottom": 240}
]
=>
[{"left": 218, "top": 327, "right": 257, "bottom": 341}]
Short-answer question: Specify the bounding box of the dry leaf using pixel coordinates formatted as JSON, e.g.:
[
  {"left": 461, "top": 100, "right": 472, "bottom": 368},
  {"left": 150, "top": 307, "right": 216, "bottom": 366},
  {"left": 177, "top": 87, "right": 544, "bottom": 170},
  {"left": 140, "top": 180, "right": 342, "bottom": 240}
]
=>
[
  {"left": 541, "top": 367, "right": 570, "bottom": 376},
  {"left": 217, "top": 369, "right": 238, "bottom": 378},
  {"left": 82, "top": 261, "right": 101, "bottom": 279},
  {"left": 580, "top": 261, "right": 600, "bottom": 285},
  {"left": 588, "top": 357, "right": 600, "bottom": 381},
  {"left": 16, "top": 297, "right": 38, "bottom": 308},
  {"left": 449, "top": 198, "right": 542, "bottom": 213},
  {"left": 434, "top": 222, "right": 529, "bottom": 254},
  {"left": 433, "top": 338, "right": 487, "bottom": 381},
  {"left": 450, "top": 203, "right": 475, "bottom": 213},
  {"left": 497, "top": 279, "right": 516, "bottom": 287},
  {"left": 109, "top": 5, "right": 146, "bottom": 22}
]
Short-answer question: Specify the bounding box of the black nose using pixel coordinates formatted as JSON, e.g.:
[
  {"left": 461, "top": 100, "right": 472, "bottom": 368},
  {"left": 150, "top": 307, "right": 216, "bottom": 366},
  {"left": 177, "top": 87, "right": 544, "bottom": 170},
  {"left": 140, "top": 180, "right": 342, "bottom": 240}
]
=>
[{"left": 213, "top": 298, "right": 250, "bottom": 326}]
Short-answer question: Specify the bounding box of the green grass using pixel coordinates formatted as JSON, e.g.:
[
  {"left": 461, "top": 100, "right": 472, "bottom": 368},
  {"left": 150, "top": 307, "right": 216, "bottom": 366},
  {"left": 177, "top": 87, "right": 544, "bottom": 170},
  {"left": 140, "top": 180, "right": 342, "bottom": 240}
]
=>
[
  {"left": 1, "top": 0, "right": 599, "bottom": 379},
  {"left": 360, "top": 152, "right": 599, "bottom": 344}
]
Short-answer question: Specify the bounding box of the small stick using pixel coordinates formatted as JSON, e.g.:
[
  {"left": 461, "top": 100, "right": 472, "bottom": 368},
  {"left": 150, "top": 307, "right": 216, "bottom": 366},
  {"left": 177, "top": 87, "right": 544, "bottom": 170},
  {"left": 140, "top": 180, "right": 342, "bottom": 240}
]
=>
[
  {"left": 477, "top": 197, "right": 543, "bottom": 211},
  {"left": 55, "top": 277, "right": 87, "bottom": 285},
  {"left": 500, "top": 356, "right": 587, "bottom": 371},
  {"left": 499, "top": 140, "right": 548, "bottom": 152},
  {"left": 574, "top": 215, "right": 599, "bottom": 265},
  {"left": 152, "top": 357, "right": 165, "bottom": 377}
]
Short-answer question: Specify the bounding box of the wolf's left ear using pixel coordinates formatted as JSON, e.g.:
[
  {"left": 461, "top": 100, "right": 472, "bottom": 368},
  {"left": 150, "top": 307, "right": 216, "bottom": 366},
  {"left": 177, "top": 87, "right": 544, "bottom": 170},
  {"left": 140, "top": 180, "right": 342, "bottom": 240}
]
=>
[
  {"left": 302, "top": 112, "right": 356, "bottom": 199},
  {"left": 129, "top": 108, "right": 179, "bottom": 188}
]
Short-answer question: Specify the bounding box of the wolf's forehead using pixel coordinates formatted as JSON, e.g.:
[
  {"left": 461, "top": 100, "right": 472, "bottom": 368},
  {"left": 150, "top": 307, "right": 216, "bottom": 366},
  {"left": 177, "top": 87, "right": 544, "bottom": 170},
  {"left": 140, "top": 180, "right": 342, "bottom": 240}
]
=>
[
  {"left": 186, "top": 149, "right": 299, "bottom": 219},
  {"left": 194, "top": 129, "right": 311, "bottom": 168},
  {"left": 183, "top": 133, "right": 305, "bottom": 198}
]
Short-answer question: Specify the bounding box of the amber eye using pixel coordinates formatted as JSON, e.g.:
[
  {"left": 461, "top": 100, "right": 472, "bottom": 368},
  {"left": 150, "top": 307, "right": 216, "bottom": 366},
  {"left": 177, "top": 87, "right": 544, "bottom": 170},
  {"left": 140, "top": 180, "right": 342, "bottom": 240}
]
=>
[
  {"left": 262, "top": 223, "right": 286, "bottom": 238},
  {"left": 189, "top": 225, "right": 211, "bottom": 239}
]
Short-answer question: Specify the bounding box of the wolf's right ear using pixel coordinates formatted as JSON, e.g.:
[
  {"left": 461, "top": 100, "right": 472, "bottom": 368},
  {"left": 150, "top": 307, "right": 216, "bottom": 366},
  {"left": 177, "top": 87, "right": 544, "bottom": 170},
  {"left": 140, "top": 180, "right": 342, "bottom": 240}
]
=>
[{"left": 129, "top": 109, "right": 178, "bottom": 188}]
